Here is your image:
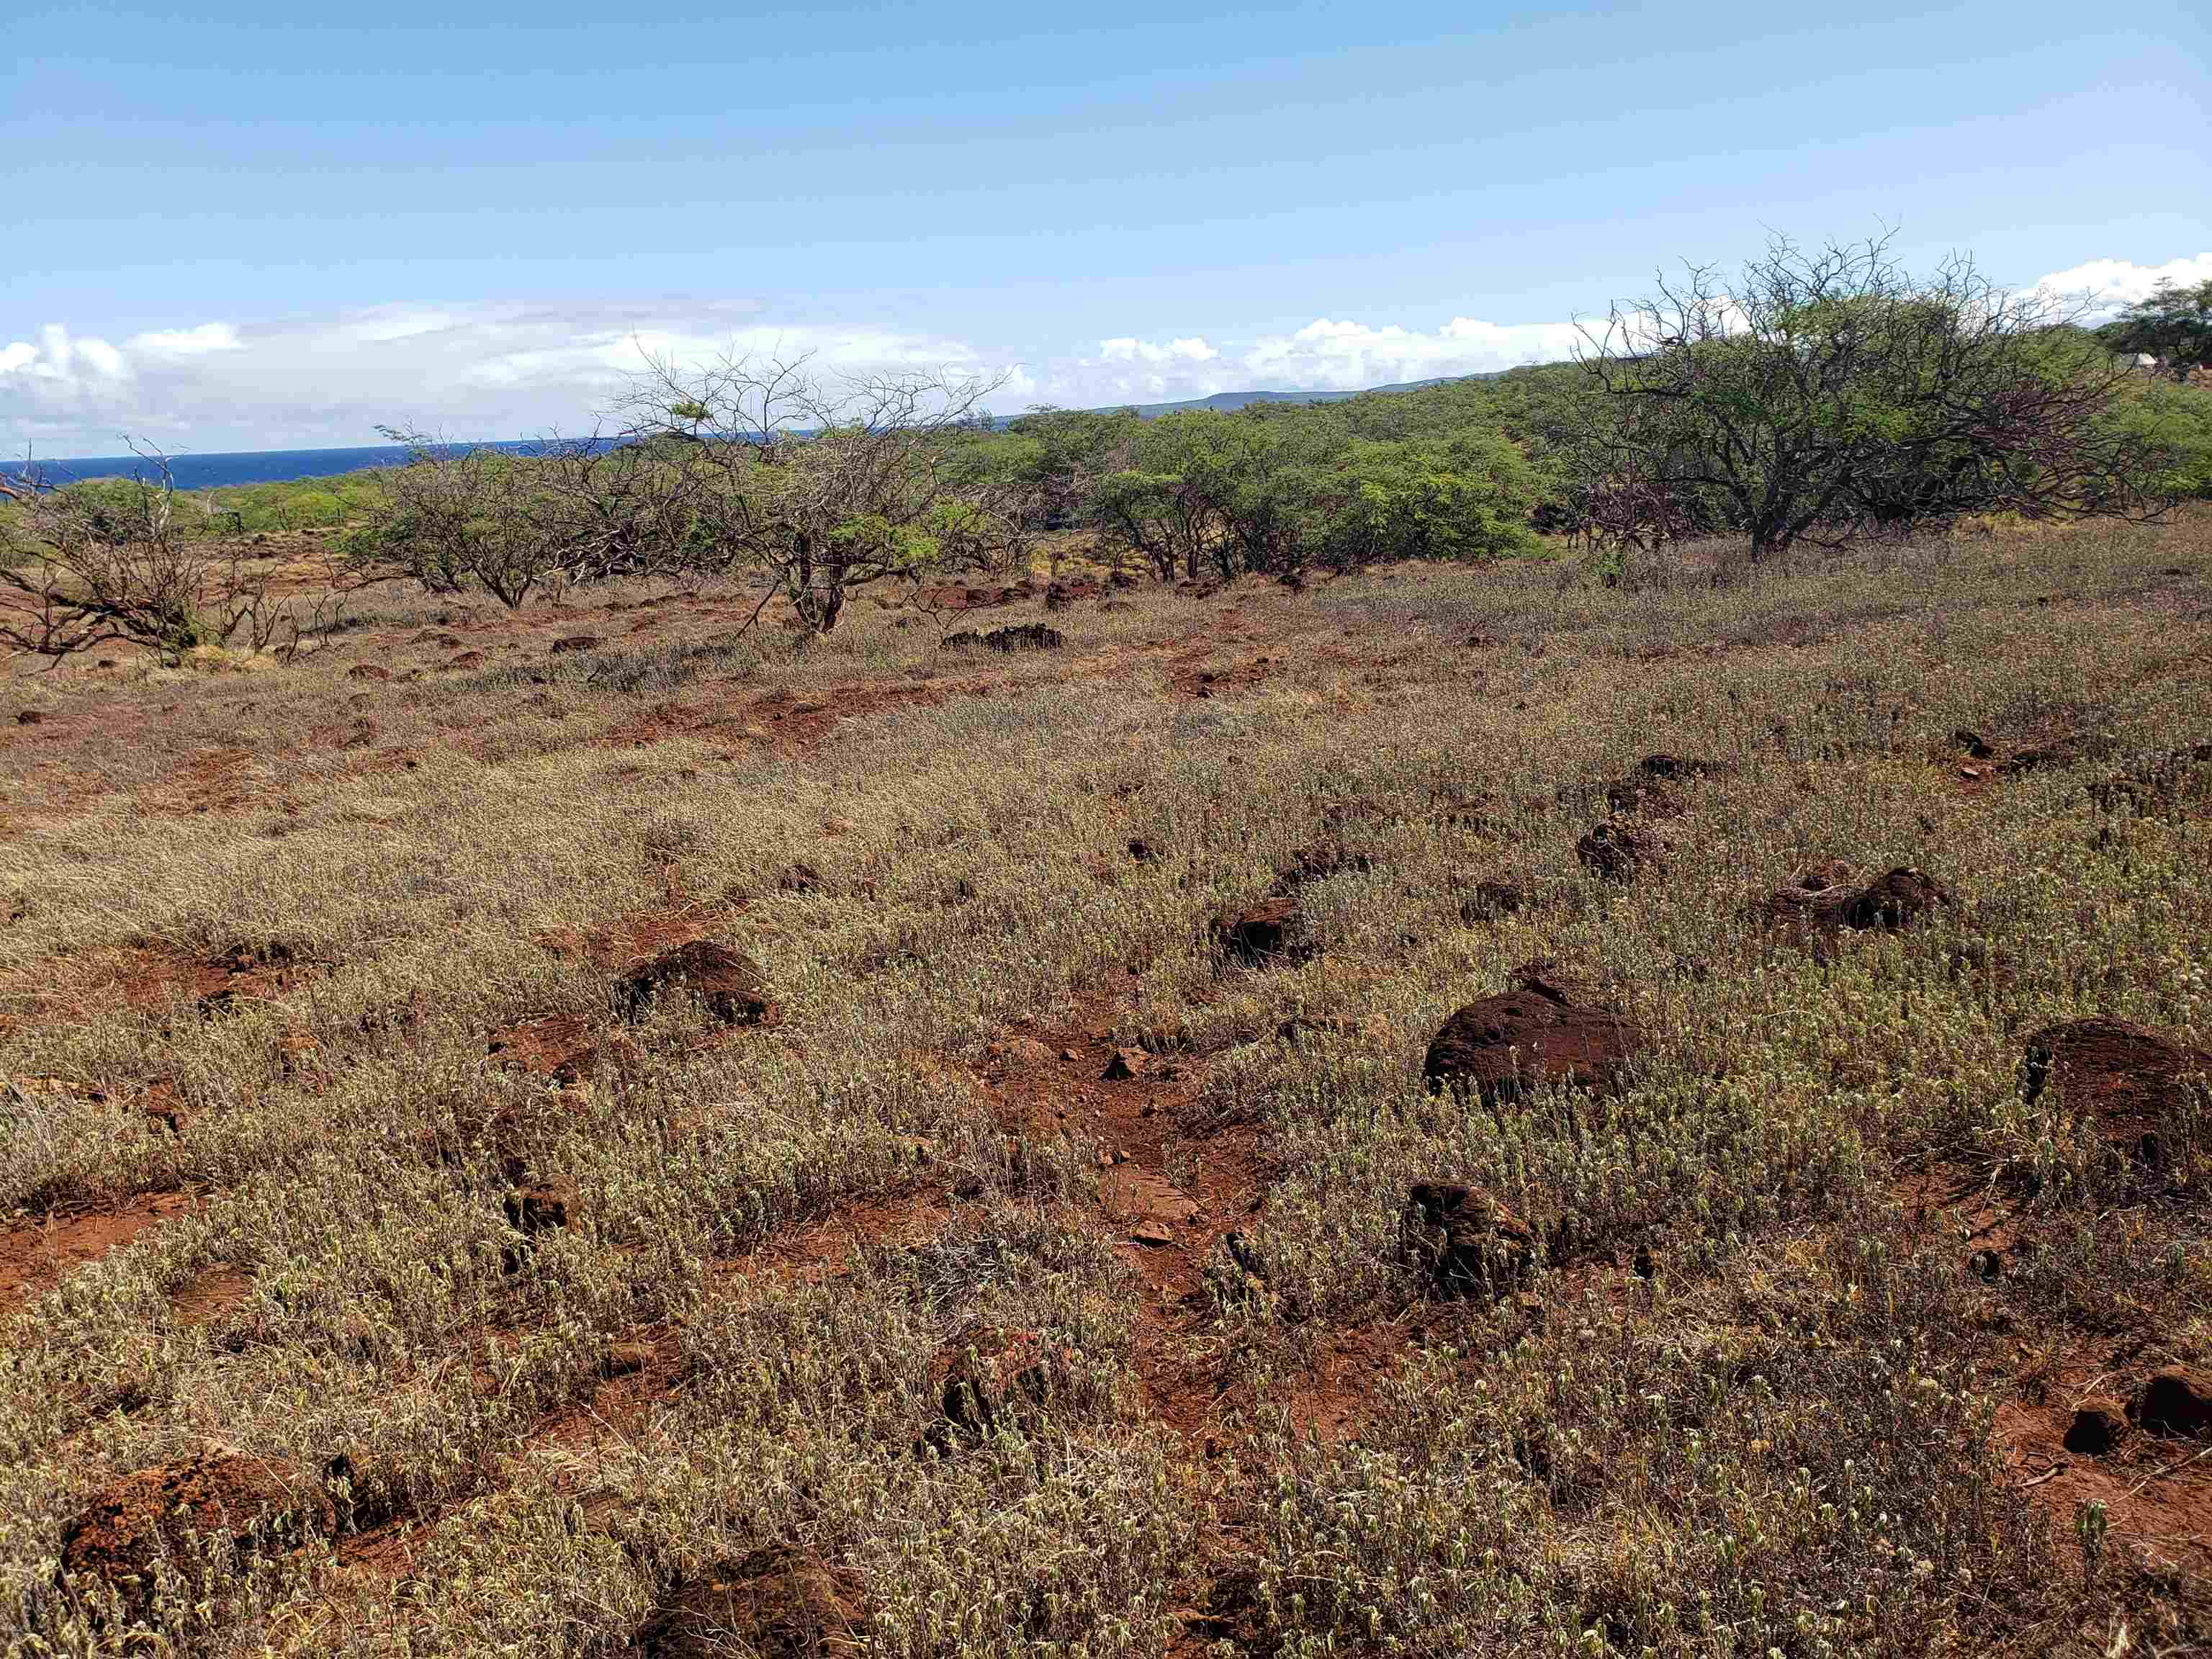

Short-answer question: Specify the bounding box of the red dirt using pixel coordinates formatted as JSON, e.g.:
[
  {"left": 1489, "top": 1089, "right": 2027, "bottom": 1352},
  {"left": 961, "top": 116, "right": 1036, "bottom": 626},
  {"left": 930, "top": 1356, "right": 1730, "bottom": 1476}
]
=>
[
  {"left": 60, "top": 1452, "right": 315, "bottom": 1615},
  {"left": 1, "top": 1192, "right": 195, "bottom": 1313}
]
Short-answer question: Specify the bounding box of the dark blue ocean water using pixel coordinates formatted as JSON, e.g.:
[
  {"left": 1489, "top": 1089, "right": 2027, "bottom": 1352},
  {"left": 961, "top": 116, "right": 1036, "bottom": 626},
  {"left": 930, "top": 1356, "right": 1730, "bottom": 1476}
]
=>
[{"left": 1, "top": 440, "right": 554, "bottom": 493}]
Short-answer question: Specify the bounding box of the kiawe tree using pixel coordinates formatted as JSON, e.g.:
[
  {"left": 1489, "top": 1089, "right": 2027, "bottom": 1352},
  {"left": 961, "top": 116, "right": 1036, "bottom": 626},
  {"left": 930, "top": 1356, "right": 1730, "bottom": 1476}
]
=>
[
  {"left": 2095, "top": 279, "right": 2212, "bottom": 382},
  {"left": 619, "top": 352, "right": 1019, "bottom": 634},
  {"left": 1575, "top": 233, "right": 2170, "bottom": 561}
]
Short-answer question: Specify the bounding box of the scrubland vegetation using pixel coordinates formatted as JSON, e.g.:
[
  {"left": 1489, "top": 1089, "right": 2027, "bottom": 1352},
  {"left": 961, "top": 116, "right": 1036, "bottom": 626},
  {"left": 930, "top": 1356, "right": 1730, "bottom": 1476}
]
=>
[{"left": 1, "top": 240, "right": 2211, "bottom": 1656}]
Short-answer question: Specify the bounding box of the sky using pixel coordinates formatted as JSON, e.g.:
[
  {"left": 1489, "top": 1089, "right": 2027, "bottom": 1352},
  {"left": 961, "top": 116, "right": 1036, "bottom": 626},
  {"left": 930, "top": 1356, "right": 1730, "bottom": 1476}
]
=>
[{"left": 3, "top": 0, "right": 2208, "bottom": 457}]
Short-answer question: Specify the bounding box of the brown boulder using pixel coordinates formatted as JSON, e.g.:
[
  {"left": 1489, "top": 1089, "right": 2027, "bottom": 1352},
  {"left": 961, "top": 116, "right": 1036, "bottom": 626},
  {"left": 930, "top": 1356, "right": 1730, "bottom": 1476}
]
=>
[
  {"left": 1424, "top": 962, "right": 1641, "bottom": 1105},
  {"left": 549, "top": 634, "right": 601, "bottom": 655},
  {"left": 616, "top": 941, "right": 774, "bottom": 1026},
  {"left": 1459, "top": 879, "right": 1524, "bottom": 922},
  {"left": 2135, "top": 1369, "right": 2212, "bottom": 1439},
  {"left": 61, "top": 1454, "right": 319, "bottom": 1616},
  {"left": 1760, "top": 864, "right": 1950, "bottom": 940},
  {"left": 2022, "top": 1018, "right": 2208, "bottom": 1168},
  {"left": 1406, "top": 1182, "right": 1536, "bottom": 1299},
  {"left": 1576, "top": 819, "right": 1658, "bottom": 882},
  {"left": 639, "top": 1545, "right": 860, "bottom": 1659},
  {"left": 1212, "top": 898, "right": 1311, "bottom": 967},
  {"left": 918, "top": 1327, "right": 1072, "bottom": 1457}
]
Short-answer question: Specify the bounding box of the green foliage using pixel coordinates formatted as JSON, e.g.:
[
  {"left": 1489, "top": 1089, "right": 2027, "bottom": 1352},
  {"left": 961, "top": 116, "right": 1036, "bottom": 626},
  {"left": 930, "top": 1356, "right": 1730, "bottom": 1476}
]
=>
[
  {"left": 2100, "top": 374, "right": 2212, "bottom": 500},
  {"left": 2095, "top": 278, "right": 2212, "bottom": 378}
]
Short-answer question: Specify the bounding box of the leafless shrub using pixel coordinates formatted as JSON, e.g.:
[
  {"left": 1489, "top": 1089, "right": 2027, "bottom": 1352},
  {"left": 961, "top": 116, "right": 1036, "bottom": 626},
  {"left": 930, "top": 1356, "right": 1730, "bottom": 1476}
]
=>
[
  {"left": 0, "top": 446, "right": 308, "bottom": 663},
  {"left": 615, "top": 352, "right": 1022, "bottom": 634}
]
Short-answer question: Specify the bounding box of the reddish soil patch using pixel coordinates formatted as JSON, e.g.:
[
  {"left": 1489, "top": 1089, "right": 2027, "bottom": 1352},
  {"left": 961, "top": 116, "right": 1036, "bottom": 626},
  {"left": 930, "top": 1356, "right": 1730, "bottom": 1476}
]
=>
[
  {"left": 1170, "top": 655, "right": 1271, "bottom": 699},
  {"left": 980, "top": 996, "right": 1280, "bottom": 1444},
  {"left": 1423, "top": 961, "right": 1642, "bottom": 1105},
  {"left": 486, "top": 1012, "right": 598, "bottom": 1085},
  {"left": 1, "top": 1192, "right": 194, "bottom": 1313},
  {"left": 173, "top": 1264, "right": 252, "bottom": 1326},
  {"left": 2023, "top": 1017, "right": 2209, "bottom": 1170},
  {"left": 1998, "top": 1370, "right": 2212, "bottom": 1583},
  {"left": 637, "top": 1545, "right": 862, "bottom": 1659},
  {"left": 60, "top": 1452, "right": 318, "bottom": 1616},
  {"left": 615, "top": 941, "right": 775, "bottom": 1026}
]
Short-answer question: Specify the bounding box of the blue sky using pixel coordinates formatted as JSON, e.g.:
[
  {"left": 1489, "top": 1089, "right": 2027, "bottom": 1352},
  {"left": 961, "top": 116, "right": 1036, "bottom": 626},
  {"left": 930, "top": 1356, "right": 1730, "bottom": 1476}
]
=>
[{"left": 4, "top": 0, "right": 2208, "bottom": 454}]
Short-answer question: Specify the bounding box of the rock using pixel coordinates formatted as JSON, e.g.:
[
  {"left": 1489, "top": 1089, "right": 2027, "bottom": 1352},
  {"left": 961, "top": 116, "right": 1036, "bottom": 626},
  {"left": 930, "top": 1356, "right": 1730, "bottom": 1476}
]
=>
[
  {"left": 549, "top": 634, "right": 601, "bottom": 655},
  {"left": 616, "top": 941, "right": 773, "bottom": 1026},
  {"left": 1952, "top": 729, "right": 1994, "bottom": 760},
  {"left": 1101, "top": 1049, "right": 1138, "bottom": 1082},
  {"left": 1760, "top": 864, "right": 1949, "bottom": 940},
  {"left": 2022, "top": 1018, "right": 2208, "bottom": 1169},
  {"left": 504, "top": 1182, "right": 575, "bottom": 1236},
  {"left": 639, "top": 1545, "right": 860, "bottom": 1659},
  {"left": 2135, "top": 1369, "right": 2212, "bottom": 1439},
  {"left": 61, "top": 1454, "right": 318, "bottom": 1617},
  {"left": 983, "top": 623, "right": 1063, "bottom": 652},
  {"left": 345, "top": 664, "right": 388, "bottom": 683},
  {"left": 1212, "top": 898, "right": 1312, "bottom": 967},
  {"left": 1576, "top": 819, "right": 1658, "bottom": 882},
  {"left": 1843, "top": 867, "right": 1950, "bottom": 931},
  {"left": 1423, "top": 961, "right": 1641, "bottom": 1105},
  {"left": 918, "top": 1328, "right": 1073, "bottom": 1457},
  {"left": 1459, "top": 879, "right": 1524, "bottom": 922},
  {"left": 1406, "top": 1182, "right": 1536, "bottom": 1300}
]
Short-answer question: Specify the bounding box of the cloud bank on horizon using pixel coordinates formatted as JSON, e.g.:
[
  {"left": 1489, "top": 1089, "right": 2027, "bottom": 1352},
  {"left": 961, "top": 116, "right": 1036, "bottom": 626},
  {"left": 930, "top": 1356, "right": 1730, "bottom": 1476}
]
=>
[{"left": 5, "top": 253, "right": 2208, "bottom": 459}]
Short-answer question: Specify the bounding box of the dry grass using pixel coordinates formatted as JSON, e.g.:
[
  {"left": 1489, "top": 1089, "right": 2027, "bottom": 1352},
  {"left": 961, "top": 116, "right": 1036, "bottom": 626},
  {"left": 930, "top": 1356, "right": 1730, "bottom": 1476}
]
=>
[{"left": 2, "top": 513, "right": 2210, "bottom": 1655}]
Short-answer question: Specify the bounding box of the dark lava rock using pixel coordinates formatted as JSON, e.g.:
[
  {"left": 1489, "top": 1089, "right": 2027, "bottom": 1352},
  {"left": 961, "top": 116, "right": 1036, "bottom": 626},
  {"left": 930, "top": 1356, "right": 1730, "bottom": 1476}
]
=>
[
  {"left": 2136, "top": 1369, "right": 2212, "bottom": 1439},
  {"left": 981, "top": 623, "right": 1063, "bottom": 652},
  {"left": 503, "top": 1183, "right": 575, "bottom": 1236},
  {"left": 1842, "top": 866, "right": 1949, "bottom": 931},
  {"left": 1406, "top": 1182, "right": 1536, "bottom": 1300},
  {"left": 1575, "top": 819, "right": 1659, "bottom": 882},
  {"left": 2022, "top": 1017, "right": 2208, "bottom": 1169},
  {"left": 1423, "top": 961, "right": 1642, "bottom": 1105},
  {"left": 1760, "top": 864, "right": 1949, "bottom": 940},
  {"left": 638, "top": 1545, "right": 860, "bottom": 1659},
  {"left": 1212, "top": 899, "right": 1312, "bottom": 967},
  {"left": 616, "top": 941, "right": 774, "bottom": 1026}
]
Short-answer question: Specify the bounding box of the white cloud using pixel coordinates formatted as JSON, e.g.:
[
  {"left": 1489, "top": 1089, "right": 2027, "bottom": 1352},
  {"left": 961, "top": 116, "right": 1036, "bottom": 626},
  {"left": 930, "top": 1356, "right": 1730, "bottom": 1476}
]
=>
[
  {"left": 2030, "top": 253, "right": 2212, "bottom": 318},
  {"left": 126, "top": 322, "right": 243, "bottom": 358},
  {"left": 7, "top": 251, "right": 2207, "bottom": 453},
  {"left": 0, "top": 301, "right": 991, "bottom": 454},
  {"left": 1051, "top": 312, "right": 1581, "bottom": 408}
]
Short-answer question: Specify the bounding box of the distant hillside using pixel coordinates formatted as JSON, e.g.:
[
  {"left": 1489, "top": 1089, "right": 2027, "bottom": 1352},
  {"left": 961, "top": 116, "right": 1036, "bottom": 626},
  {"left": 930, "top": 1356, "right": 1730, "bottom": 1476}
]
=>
[{"left": 1115, "top": 367, "right": 1514, "bottom": 419}]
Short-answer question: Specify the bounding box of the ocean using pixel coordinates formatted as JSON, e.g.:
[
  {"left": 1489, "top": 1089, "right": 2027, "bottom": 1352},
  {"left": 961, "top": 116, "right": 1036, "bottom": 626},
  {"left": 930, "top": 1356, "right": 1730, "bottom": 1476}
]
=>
[{"left": 1, "top": 439, "right": 557, "bottom": 493}]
